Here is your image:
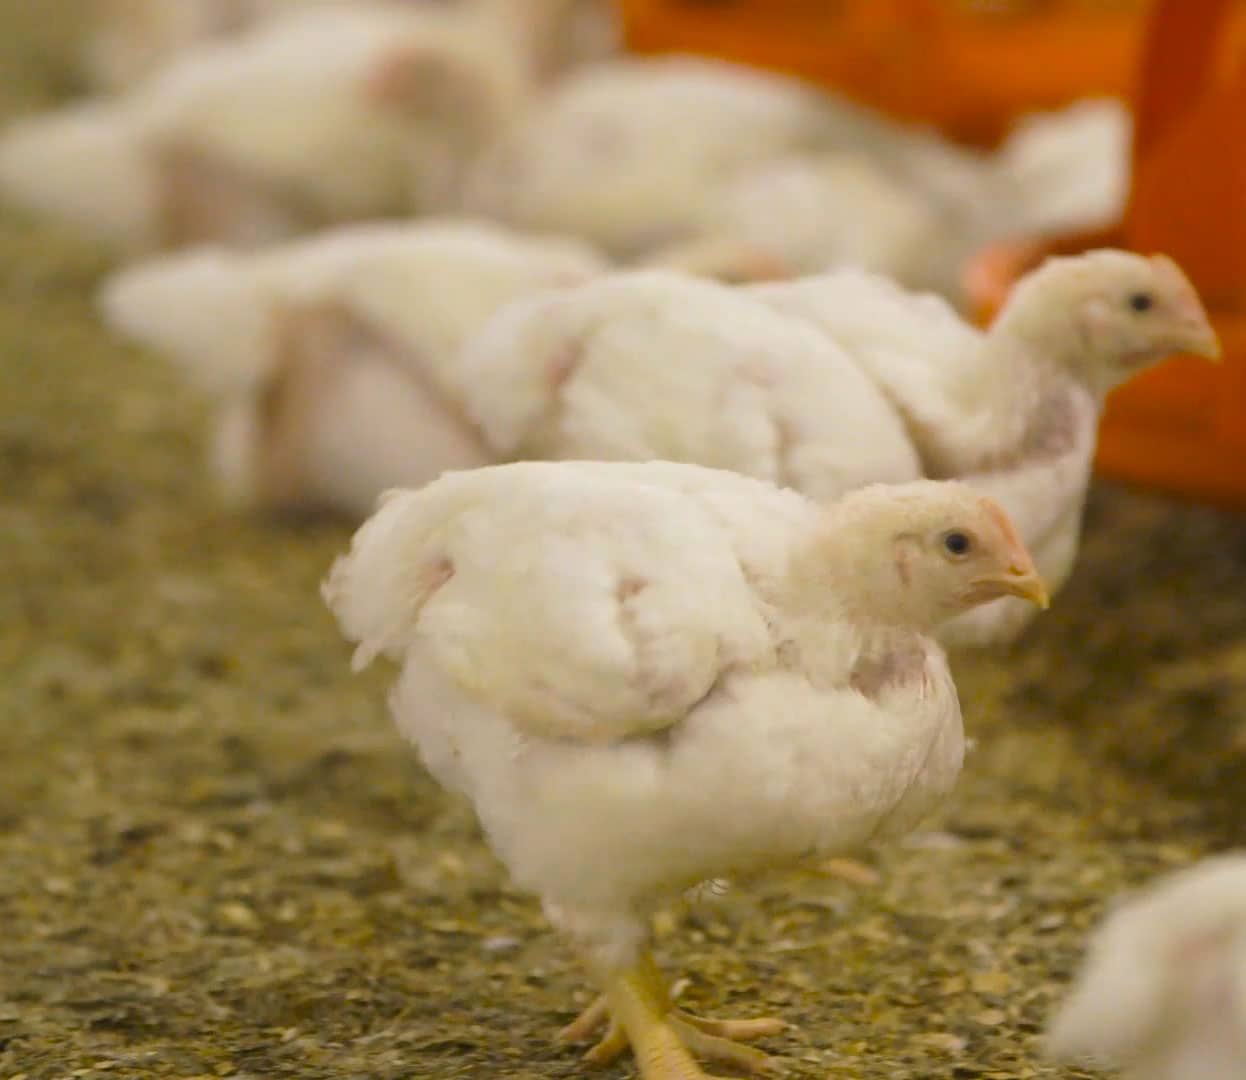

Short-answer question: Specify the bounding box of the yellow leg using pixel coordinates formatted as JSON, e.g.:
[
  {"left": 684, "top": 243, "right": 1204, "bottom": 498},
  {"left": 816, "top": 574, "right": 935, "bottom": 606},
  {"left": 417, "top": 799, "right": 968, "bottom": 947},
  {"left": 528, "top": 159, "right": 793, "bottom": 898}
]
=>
[{"left": 557, "top": 954, "right": 787, "bottom": 1077}]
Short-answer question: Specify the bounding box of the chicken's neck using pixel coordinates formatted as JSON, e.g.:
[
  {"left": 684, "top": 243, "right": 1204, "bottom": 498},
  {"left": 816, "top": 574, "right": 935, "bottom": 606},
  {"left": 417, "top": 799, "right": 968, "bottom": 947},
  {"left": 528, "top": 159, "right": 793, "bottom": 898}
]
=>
[
  {"left": 782, "top": 523, "right": 943, "bottom": 637},
  {"left": 923, "top": 313, "right": 1093, "bottom": 477}
]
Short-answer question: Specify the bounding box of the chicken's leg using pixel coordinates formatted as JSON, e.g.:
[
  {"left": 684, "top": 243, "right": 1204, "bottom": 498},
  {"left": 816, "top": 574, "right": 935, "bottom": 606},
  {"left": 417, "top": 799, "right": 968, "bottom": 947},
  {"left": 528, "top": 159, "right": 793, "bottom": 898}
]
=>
[{"left": 558, "top": 953, "right": 786, "bottom": 1077}]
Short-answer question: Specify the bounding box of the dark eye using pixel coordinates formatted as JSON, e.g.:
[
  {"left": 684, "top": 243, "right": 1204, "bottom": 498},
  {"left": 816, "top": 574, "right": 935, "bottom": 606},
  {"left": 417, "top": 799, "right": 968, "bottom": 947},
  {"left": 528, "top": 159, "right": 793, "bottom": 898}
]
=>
[
  {"left": 943, "top": 531, "right": 971, "bottom": 557},
  {"left": 1129, "top": 292, "right": 1154, "bottom": 312}
]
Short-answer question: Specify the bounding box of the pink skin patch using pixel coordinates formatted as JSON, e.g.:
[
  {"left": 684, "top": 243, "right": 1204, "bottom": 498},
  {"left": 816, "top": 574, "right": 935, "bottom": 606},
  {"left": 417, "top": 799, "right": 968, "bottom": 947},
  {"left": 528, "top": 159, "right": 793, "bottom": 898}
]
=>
[
  {"left": 366, "top": 48, "right": 426, "bottom": 108},
  {"left": 1014, "top": 387, "right": 1079, "bottom": 464},
  {"left": 737, "top": 358, "right": 780, "bottom": 388},
  {"left": 721, "top": 248, "right": 792, "bottom": 284},
  {"left": 415, "top": 557, "right": 455, "bottom": 611},
  {"left": 616, "top": 575, "right": 647, "bottom": 601},
  {"left": 154, "top": 139, "right": 305, "bottom": 248},
  {"left": 893, "top": 543, "right": 912, "bottom": 587},
  {"left": 546, "top": 341, "right": 583, "bottom": 390},
  {"left": 850, "top": 637, "right": 928, "bottom": 701},
  {"left": 365, "top": 47, "right": 465, "bottom": 118}
]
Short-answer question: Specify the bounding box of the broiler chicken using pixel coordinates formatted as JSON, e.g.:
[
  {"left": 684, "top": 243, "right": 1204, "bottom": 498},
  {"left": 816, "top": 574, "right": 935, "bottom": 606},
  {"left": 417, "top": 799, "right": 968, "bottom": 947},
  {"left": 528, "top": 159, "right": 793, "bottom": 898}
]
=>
[
  {"left": 0, "top": 3, "right": 532, "bottom": 252},
  {"left": 462, "top": 56, "right": 1130, "bottom": 301},
  {"left": 85, "top": 0, "right": 618, "bottom": 92},
  {"left": 649, "top": 97, "right": 1132, "bottom": 300},
  {"left": 323, "top": 461, "right": 1050, "bottom": 1079},
  {"left": 111, "top": 244, "right": 1216, "bottom": 652},
  {"left": 84, "top": 0, "right": 335, "bottom": 92},
  {"left": 460, "top": 54, "right": 1003, "bottom": 267},
  {"left": 751, "top": 249, "right": 1222, "bottom": 647},
  {"left": 1047, "top": 854, "right": 1246, "bottom": 1080},
  {"left": 99, "top": 219, "right": 606, "bottom": 514},
  {"left": 652, "top": 149, "right": 981, "bottom": 297}
]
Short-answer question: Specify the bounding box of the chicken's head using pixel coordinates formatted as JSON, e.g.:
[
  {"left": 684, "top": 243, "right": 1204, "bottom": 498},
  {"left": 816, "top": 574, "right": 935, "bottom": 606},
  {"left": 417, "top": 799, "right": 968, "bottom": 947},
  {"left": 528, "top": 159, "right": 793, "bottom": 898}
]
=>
[
  {"left": 1000, "top": 249, "right": 1221, "bottom": 398},
  {"left": 821, "top": 479, "right": 1049, "bottom": 628}
]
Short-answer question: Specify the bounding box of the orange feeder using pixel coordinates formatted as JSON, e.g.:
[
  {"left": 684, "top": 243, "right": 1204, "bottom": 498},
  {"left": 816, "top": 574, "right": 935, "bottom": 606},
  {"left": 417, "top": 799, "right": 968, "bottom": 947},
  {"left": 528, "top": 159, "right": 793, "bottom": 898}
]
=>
[
  {"left": 618, "top": 0, "right": 1155, "bottom": 148},
  {"left": 968, "top": 0, "right": 1246, "bottom": 509},
  {"left": 619, "top": 0, "right": 1246, "bottom": 508}
]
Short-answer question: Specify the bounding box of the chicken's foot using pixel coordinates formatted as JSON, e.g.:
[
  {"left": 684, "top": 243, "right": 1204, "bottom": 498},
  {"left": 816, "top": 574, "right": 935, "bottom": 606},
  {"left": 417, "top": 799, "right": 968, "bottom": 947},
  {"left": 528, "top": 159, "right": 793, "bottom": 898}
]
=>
[{"left": 558, "top": 953, "right": 786, "bottom": 1077}]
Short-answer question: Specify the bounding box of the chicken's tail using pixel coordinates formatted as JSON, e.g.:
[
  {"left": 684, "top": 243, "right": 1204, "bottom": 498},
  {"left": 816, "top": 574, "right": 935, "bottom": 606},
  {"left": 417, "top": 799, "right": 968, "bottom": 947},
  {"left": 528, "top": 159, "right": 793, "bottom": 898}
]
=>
[
  {"left": 98, "top": 248, "right": 275, "bottom": 398},
  {"left": 0, "top": 102, "right": 159, "bottom": 250},
  {"left": 992, "top": 98, "right": 1131, "bottom": 238},
  {"left": 323, "top": 476, "right": 475, "bottom": 671}
]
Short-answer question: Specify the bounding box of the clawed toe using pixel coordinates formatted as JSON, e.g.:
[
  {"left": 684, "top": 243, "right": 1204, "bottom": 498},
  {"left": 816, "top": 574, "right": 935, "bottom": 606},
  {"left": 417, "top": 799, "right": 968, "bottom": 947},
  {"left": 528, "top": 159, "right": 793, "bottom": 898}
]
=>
[{"left": 555, "top": 963, "right": 789, "bottom": 1078}]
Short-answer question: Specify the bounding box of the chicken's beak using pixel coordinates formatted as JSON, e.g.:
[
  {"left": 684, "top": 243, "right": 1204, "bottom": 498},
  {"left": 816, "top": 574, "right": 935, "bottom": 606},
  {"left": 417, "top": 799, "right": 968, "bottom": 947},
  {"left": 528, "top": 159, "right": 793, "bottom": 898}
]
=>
[
  {"left": 1177, "top": 319, "right": 1223, "bottom": 362},
  {"left": 968, "top": 561, "right": 1050, "bottom": 610},
  {"left": 1151, "top": 254, "right": 1222, "bottom": 361},
  {"left": 975, "top": 499, "right": 1050, "bottom": 609},
  {"left": 998, "top": 565, "right": 1050, "bottom": 610}
]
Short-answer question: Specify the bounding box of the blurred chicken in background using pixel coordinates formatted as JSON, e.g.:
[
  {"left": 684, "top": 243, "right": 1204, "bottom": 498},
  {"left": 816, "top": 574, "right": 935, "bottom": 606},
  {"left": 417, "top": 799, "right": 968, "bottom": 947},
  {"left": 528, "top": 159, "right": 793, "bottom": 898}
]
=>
[
  {"left": 84, "top": 0, "right": 619, "bottom": 91},
  {"left": 0, "top": 2, "right": 594, "bottom": 252},
  {"left": 1048, "top": 854, "right": 1246, "bottom": 1080}
]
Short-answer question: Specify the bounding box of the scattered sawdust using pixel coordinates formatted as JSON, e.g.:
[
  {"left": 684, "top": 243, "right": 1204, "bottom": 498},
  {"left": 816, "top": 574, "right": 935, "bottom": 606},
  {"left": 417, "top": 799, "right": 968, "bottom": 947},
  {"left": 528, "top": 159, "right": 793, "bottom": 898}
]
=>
[{"left": 2, "top": 5, "right": 1244, "bottom": 1077}]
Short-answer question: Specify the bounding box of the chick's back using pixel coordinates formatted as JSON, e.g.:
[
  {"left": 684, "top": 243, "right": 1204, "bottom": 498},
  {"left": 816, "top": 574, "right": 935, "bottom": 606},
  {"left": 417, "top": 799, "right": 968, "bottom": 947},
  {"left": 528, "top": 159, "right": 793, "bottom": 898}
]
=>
[{"left": 324, "top": 461, "right": 814, "bottom": 743}]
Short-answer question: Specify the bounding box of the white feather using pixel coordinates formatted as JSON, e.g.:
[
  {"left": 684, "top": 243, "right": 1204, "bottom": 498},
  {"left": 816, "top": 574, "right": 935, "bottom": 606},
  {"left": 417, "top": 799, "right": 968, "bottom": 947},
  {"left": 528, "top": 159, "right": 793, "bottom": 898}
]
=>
[
  {"left": 462, "top": 270, "right": 922, "bottom": 501},
  {"left": 0, "top": 102, "right": 159, "bottom": 251},
  {"left": 1047, "top": 854, "right": 1246, "bottom": 1080}
]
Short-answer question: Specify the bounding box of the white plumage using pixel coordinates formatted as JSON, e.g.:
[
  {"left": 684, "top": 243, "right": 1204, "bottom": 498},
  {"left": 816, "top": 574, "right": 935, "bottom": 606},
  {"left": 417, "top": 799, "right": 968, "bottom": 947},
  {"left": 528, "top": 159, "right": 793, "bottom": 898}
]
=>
[
  {"left": 84, "top": 0, "right": 334, "bottom": 92},
  {"left": 105, "top": 241, "right": 1216, "bottom": 650},
  {"left": 462, "top": 55, "right": 1130, "bottom": 301},
  {"left": 100, "top": 219, "right": 607, "bottom": 513},
  {"left": 460, "top": 270, "right": 923, "bottom": 501},
  {"left": 673, "top": 149, "right": 977, "bottom": 296},
  {"left": 460, "top": 54, "right": 990, "bottom": 262},
  {"left": 995, "top": 98, "right": 1132, "bottom": 240},
  {"left": 324, "top": 460, "right": 1047, "bottom": 1077},
  {"left": 2, "top": 4, "right": 530, "bottom": 251},
  {"left": 1047, "top": 854, "right": 1246, "bottom": 1080}
]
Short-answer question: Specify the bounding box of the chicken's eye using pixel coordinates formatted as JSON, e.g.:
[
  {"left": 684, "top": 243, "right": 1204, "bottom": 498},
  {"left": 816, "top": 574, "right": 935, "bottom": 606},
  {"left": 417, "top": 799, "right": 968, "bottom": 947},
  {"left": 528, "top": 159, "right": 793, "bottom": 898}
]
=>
[
  {"left": 942, "top": 531, "right": 971, "bottom": 557},
  {"left": 1128, "top": 292, "right": 1154, "bottom": 312}
]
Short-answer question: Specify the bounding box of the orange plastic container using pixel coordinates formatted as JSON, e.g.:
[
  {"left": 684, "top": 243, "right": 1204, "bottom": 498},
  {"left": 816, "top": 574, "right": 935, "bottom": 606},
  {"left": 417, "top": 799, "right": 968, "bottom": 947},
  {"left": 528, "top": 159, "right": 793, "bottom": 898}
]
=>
[
  {"left": 620, "top": 0, "right": 1246, "bottom": 507},
  {"left": 968, "top": 0, "right": 1246, "bottom": 508},
  {"left": 618, "top": 0, "right": 1154, "bottom": 147}
]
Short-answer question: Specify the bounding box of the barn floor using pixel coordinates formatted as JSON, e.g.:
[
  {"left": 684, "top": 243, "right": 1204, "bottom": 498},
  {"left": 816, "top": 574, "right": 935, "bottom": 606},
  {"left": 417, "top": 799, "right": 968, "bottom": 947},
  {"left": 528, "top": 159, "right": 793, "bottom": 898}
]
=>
[{"left": 2, "top": 6, "right": 1244, "bottom": 1078}]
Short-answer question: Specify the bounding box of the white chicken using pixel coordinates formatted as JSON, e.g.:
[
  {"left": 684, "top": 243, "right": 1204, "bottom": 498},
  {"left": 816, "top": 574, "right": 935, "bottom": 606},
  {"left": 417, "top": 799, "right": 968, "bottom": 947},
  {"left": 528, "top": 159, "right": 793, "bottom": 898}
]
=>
[
  {"left": 459, "top": 270, "right": 923, "bottom": 502},
  {"left": 323, "top": 460, "right": 1050, "bottom": 1079},
  {"left": 652, "top": 97, "right": 1133, "bottom": 299},
  {"left": 461, "top": 56, "right": 1131, "bottom": 301},
  {"left": 84, "top": 0, "right": 332, "bottom": 92},
  {"left": 85, "top": 0, "right": 618, "bottom": 92},
  {"left": 750, "top": 249, "right": 1222, "bottom": 647},
  {"left": 1047, "top": 853, "right": 1246, "bottom": 1080},
  {"left": 99, "top": 219, "right": 607, "bottom": 514},
  {"left": 459, "top": 54, "right": 1002, "bottom": 265},
  {"left": 0, "top": 3, "right": 532, "bottom": 252},
  {"left": 653, "top": 149, "right": 981, "bottom": 297}
]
